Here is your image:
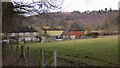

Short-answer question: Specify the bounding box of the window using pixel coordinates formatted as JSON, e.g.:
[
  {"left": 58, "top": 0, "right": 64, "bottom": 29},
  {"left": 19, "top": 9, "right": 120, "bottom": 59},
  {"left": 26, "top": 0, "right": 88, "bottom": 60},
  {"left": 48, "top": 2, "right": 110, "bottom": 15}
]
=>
[
  {"left": 32, "top": 37, "right": 36, "bottom": 41},
  {"left": 81, "top": 31, "right": 84, "bottom": 32},
  {"left": 56, "top": 36, "right": 62, "bottom": 39},
  {"left": 70, "top": 35, "right": 76, "bottom": 39},
  {"left": 25, "top": 37, "right": 31, "bottom": 41},
  {"left": 25, "top": 32, "right": 30, "bottom": 36},
  {"left": 33, "top": 32, "right": 38, "bottom": 36},
  {"left": 28, "top": 37, "right": 31, "bottom": 41},
  {"left": 19, "top": 33, "right": 23, "bottom": 36},
  {"left": 19, "top": 37, "right": 23, "bottom": 41},
  {"left": 11, "top": 33, "right": 15, "bottom": 36}
]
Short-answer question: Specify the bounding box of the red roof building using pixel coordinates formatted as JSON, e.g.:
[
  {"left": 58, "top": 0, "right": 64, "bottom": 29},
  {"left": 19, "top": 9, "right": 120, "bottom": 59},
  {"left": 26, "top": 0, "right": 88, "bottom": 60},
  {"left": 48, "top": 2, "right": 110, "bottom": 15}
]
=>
[{"left": 62, "top": 21, "right": 85, "bottom": 39}]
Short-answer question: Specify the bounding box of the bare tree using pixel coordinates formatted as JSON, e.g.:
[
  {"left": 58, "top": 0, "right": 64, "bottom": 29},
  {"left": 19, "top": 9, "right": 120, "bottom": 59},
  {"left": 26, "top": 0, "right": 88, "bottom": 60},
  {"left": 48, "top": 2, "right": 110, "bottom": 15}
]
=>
[
  {"left": 12, "top": 0, "right": 64, "bottom": 16},
  {"left": 2, "top": 0, "right": 64, "bottom": 33}
]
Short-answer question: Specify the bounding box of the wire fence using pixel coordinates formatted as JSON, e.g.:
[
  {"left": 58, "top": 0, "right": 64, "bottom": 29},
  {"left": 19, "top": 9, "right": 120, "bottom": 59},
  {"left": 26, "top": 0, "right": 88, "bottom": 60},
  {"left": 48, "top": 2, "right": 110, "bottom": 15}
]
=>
[{"left": 2, "top": 45, "right": 57, "bottom": 67}]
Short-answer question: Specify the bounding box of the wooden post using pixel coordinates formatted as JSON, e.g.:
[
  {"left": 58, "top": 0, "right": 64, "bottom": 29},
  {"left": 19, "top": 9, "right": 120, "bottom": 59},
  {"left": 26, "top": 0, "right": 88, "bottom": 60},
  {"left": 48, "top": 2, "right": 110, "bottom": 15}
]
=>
[
  {"left": 4, "top": 45, "right": 6, "bottom": 55},
  {"left": 27, "top": 47, "right": 30, "bottom": 66},
  {"left": 7, "top": 45, "right": 9, "bottom": 54},
  {"left": 10, "top": 45, "right": 13, "bottom": 60},
  {"left": 38, "top": 49, "right": 42, "bottom": 67},
  {"left": 42, "top": 50, "right": 45, "bottom": 66},
  {"left": 21, "top": 46, "right": 24, "bottom": 54},
  {"left": 11, "top": 46, "right": 13, "bottom": 54},
  {"left": 16, "top": 46, "right": 18, "bottom": 66},
  {"left": 21, "top": 46, "right": 27, "bottom": 66},
  {"left": 53, "top": 50, "right": 57, "bottom": 67},
  {"left": 16, "top": 46, "right": 18, "bottom": 57},
  {"left": 6, "top": 45, "right": 9, "bottom": 66},
  {"left": 4, "top": 45, "right": 7, "bottom": 57},
  {"left": 3, "top": 45, "right": 6, "bottom": 66}
]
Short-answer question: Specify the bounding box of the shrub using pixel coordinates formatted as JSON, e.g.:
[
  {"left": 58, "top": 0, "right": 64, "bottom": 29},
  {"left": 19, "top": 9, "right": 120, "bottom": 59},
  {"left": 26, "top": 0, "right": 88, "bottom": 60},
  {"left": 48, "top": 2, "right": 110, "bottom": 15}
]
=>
[{"left": 86, "top": 32, "right": 99, "bottom": 38}]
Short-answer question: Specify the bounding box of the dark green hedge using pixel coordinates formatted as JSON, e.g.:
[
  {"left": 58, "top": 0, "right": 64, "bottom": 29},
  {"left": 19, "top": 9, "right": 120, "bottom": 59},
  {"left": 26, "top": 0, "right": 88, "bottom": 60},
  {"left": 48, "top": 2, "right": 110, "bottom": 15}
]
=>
[{"left": 86, "top": 32, "right": 99, "bottom": 38}]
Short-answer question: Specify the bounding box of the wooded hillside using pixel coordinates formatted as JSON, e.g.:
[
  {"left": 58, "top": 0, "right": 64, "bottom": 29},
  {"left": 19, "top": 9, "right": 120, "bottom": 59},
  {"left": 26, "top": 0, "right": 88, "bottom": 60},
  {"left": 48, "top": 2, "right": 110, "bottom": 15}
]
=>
[
  {"left": 2, "top": 2, "right": 119, "bottom": 33},
  {"left": 23, "top": 10, "right": 118, "bottom": 33}
]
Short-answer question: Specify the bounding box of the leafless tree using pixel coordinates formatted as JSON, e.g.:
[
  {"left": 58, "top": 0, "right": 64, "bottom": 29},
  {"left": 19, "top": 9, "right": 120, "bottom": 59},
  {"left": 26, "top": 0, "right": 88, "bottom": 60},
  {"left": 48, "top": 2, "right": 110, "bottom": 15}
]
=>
[
  {"left": 12, "top": 0, "right": 64, "bottom": 16},
  {"left": 2, "top": 0, "right": 64, "bottom": 33},
  {"left": 12, "top": 0, "right": 64, "bottom": 36}
]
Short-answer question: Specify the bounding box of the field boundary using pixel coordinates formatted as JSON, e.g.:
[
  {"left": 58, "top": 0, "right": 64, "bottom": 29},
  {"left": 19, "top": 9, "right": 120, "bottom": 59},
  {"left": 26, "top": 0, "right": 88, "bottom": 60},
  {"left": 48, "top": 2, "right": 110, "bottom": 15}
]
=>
[{"left": 2, "top": 45, "right": 57, "bottom": 67}]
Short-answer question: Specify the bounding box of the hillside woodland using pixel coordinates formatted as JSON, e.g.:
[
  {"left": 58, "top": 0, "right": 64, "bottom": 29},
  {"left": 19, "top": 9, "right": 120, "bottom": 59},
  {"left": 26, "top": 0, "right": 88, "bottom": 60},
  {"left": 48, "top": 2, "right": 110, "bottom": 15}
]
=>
[
  {"left": 2, "top": 2, "right": 119, "bottom": 35},
  {"left": 23, "top": 9, "right": 119, "bottom": 35}
]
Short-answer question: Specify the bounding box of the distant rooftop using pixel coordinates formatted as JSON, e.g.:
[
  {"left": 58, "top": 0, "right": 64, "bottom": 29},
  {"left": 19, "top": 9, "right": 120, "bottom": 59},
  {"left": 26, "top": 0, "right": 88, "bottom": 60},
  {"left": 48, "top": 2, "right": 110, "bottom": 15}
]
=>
[
  {"left": 69, "top": 23, "right": 84, "bottom": 31},
  {"left": 10, "top": 26, "right": 38, "bottom": 33},
  {"left": 42, "top": 26, "right": 64, "bottom": 31}
]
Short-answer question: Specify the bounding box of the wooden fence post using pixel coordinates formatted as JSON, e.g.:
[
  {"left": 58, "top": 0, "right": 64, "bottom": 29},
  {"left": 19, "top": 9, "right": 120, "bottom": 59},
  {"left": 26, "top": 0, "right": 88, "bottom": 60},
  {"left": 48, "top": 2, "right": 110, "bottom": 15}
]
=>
[
  {"left": 21, "top": 46, "right": 26, "bottom": 66},
  {"left": 16, "top": 46, "right": 18, "bottom": 66},
  {"left": 3, "top": 45, "right": 6, "bottom": 66},
  {"left": 54, "top": 50, "right": 57, "bottom": 67},
  {"left": 21, "top": 46, "right": 23, "bottom": 53},
  {"left": 21, "top": 46, "right": 24, "bottom": 66},
  {"left": 6, "top": 45, "right": 10, "bottom": 66},
  {"left": 42, "top": 50, "right": 45, "bottom": 66},
  {"left": 22, "top": 46, "right": 27, "bottom": 66},
  {"left": 16, "top": 46, "right": 18, "bottom": 58},
  {"left": 27, "top": 47, "right": 30, "bottom": 66},
  {"left": 4, "top": 45, "right": 6, "bottom": 55},
  {"left": 10, "top": 46, "right": 13, "bottom": 54},
  {"left": 10, "top": 45, "right": 13, "bottom": 62},
  {"left": 7, "top": 45, "right": 9, "bottom": 54},
  {"left": 38, "top": 49, "right": 42, "bottom": 67}
]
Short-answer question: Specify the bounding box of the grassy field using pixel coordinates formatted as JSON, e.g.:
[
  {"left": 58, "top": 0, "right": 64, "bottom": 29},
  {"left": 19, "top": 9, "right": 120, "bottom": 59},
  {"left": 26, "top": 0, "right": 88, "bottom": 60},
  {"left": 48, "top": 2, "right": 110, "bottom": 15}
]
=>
[{"left": 18, "top": 36, "right": 118, "bottom": 66}]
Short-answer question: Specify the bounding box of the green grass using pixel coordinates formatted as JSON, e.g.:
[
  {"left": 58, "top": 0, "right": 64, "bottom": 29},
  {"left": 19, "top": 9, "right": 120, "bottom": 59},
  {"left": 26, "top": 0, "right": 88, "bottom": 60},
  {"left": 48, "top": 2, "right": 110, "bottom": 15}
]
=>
[{"left": 17, "top": 36, "right": 118, "bottom": 66}]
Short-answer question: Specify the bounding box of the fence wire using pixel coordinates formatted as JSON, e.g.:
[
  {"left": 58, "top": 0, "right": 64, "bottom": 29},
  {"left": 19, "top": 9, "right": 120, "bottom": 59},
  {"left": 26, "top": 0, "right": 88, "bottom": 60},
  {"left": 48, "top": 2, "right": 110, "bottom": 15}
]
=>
[{"left": 2, "top": 45, "right": 57, "bottom": 67}]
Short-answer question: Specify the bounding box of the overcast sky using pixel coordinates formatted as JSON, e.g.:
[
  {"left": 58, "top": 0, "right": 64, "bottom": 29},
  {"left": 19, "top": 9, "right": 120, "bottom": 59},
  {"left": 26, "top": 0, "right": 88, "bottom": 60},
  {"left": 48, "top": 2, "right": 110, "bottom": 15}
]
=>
[
  {"left": 12, "top": 0, "right": 119, "bottom": 12},
  {"left": 62, "top": 0, "right": 119, "bottom": 12}
]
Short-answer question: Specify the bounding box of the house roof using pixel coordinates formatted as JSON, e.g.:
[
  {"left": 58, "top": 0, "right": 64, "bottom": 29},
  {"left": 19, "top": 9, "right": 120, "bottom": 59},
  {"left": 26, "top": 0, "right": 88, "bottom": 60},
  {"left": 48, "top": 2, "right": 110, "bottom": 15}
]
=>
[
  {"left": 10, "top": 26, "right": 38, "bottom": 33},
  {"left": 42, "top": 26, "right": 64, "bottom": 31},
  {"left": 41, "top": 26, "right": 64, "bottom": 36},
  {"left": 62, "top": 21, "right": 85, "bottom": 35},
  {"left": 45, "top": 31, "right": 64, "bottom": 36},
  {"left": 43, "top": 28, "right": 64, "bottom": 31},
  {"left": 69, "top": 23, "right": 84, "bottom": 31}
]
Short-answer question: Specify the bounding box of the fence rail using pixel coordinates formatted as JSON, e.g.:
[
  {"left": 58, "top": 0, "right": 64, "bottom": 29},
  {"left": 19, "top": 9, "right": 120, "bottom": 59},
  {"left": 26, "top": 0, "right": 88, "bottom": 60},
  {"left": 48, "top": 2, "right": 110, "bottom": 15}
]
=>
[{"left": 2, "top": 45, "right": 57, "bottom": 67}]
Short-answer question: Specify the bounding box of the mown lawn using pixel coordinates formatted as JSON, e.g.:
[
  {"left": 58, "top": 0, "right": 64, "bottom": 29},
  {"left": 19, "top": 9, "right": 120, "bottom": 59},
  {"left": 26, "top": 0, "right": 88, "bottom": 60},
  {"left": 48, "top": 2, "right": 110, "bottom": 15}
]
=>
[{"left": 18, "top": 36, "right": 118, "bottom": 66}]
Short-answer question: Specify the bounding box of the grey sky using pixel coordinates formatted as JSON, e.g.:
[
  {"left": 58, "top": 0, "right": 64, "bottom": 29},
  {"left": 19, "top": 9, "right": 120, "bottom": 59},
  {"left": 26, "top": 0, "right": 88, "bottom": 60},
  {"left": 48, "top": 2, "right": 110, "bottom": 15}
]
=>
[
  {"left": 62, "top": 0, "right": 119, "bottom": 12},
  {"left": 12, "top": 0, "right": 119, "bottom": 12}
]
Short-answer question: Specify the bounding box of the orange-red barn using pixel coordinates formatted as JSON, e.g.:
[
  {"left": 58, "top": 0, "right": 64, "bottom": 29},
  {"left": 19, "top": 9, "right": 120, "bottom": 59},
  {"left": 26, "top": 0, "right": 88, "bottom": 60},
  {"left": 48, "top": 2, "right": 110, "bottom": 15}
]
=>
[{"left": 62, "top": 21, "right": 85, "bottom": 39}]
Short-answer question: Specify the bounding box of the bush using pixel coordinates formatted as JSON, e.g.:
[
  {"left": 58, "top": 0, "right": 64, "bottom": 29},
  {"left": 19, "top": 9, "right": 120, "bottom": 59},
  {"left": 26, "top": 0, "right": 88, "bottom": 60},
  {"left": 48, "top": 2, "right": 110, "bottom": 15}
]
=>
[{"left": 86, "top": 32, "right": 99, "bottom": 38}]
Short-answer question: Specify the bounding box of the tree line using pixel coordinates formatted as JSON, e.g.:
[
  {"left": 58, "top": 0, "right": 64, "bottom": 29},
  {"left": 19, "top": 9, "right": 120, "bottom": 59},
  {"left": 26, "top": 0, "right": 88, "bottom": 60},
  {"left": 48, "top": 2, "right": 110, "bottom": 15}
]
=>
[{"left": 2, "top": 1, "right": 119, "bottom": 36}]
